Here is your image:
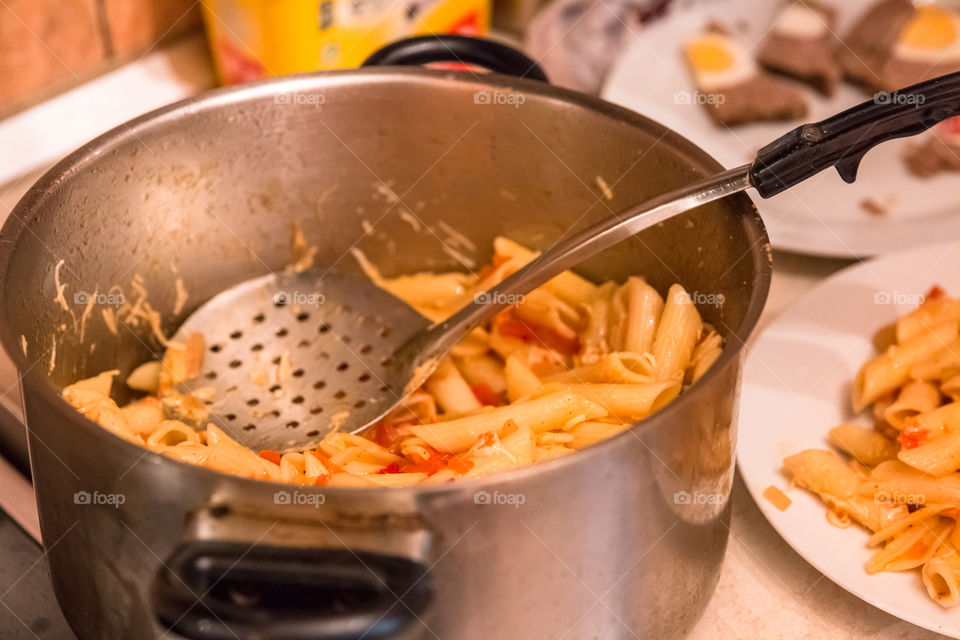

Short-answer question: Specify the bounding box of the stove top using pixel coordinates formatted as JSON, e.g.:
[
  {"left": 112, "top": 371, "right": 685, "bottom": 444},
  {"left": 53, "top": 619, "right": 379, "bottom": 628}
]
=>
[{"left": 0, "top": 508, "right": 76, "bottom": 640}]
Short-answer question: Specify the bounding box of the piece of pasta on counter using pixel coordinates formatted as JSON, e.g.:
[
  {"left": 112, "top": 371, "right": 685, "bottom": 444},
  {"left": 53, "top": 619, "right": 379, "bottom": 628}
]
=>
[{"left": 762, "top": 485, "right": 791, "bottom": 511}]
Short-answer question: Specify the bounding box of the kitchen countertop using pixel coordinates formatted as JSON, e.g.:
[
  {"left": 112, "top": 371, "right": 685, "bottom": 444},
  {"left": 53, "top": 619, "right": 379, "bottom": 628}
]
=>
[{"left": 0, "top": 163, "right": 947, "bottom": 640}]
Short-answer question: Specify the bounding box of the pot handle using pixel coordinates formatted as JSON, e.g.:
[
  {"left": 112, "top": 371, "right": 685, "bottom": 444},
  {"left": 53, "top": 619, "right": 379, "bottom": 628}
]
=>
[
  {"left": 152, "top": 543, "right": 432, "bottom": 640},
  {"left": 362, "top": 34, "right": 549, "bottom": 82},
  {"left": 151, "top": 509, "right": 433, "bottom": 640},
  {"left": 750, "top": 70, "right": 960, "bottom": 197}
]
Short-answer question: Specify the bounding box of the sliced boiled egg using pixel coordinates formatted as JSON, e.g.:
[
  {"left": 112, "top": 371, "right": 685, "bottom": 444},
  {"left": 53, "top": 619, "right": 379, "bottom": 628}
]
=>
[
  {"left": 685, "top": 33, "right": 756, "bottom": 90},
  {"left": 774, "top": 3, "right": 828, "bottom": 40},
  {"left": 895, "top": 5, "right": 960, "bottom": 64}
]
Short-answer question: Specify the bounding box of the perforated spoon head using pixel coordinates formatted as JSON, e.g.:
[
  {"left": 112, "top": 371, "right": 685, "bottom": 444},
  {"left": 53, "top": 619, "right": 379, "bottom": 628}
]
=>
[{"left": 172, "top": 269, "right": 431, "bottom": 451}]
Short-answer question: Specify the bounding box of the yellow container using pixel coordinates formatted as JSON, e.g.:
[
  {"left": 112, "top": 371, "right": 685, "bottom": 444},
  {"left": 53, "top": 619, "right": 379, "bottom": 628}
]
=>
[{"left": 201, "top": 0, "right": 491, "bottom": 84}]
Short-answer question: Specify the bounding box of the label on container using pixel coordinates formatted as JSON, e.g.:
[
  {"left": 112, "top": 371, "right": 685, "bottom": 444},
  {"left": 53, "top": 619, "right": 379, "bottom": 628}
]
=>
[{"left": 201, "top": 0, "right": 491, "bottom": 85}]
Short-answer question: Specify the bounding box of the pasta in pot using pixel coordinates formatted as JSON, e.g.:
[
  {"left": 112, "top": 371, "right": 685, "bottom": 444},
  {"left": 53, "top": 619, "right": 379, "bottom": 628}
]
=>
[
  {"left": 784, "top": 286, "right": 960, "bottom": 608},
  {"left": 61, "top": 238, "right": 723, "bottom": 485}
]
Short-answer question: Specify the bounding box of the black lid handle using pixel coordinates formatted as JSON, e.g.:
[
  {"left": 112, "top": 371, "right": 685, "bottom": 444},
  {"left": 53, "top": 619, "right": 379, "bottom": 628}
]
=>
[
  {"left": 751, "top": 71, "right": 960, "bottom": 198},
  {"left": 363, "top": 34, "right": 549, "bottom": 83}
]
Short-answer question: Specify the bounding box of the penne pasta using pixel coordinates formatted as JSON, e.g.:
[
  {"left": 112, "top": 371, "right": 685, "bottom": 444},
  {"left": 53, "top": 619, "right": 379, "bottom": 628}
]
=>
[
  {"left": 611, "top": 277, "right": 663, "bottom": 354},
  {"left": 121, "top": 397, "right": 166, "bottom": 435},
  {"left": 853, "top": 322, "right": 959, "bottom": 412},
  {"left": 425, "top": 357, "right": 483, "bottom": 414},
  {"left": 911, "top": 337, "right": 960, "bottom": 381},
  {"left": 867, "top": 460, "right": 960, "bottom": 505},
  {"left": 897, "top": 298, "right": 960, "bottom": 344},
  {"left": 513, "top": 289, "right": 580, "bottom": 350},
  {"left": 923, "top": 546, "right": 960, "bottom": 607},
  {"left": 563, "top": 382, "right": 681, "bottom": 421},
  {"left": 784, "top": 449, "right": 862, "bottom": 501},
  {"left": 866, "top": 517, "right": 953, "bottom": 573},
  {"left": 899, "top": 430, "right": 960, "bottom": 477},
  {"left": 828, "top": 424, "right": 899, "bottom": 466},
  {"left": 567, "top": 421, "right": 629, "bottom": 449},
  {"left": 504, "top": 354, "right": 543, "bottom": 402},
  {"left": 64, "top": 238, "right": 723, "bottom": 492},
  {"left": 492, "top": 236, "right": 597, "bottom": 306},
  {"left": 909, "top": 401, "right": 960, "bottom": 441},
  {"left": 412, "top": 390, "right": 606, "bottom": 453},
  {"left": 146, "top": 420, "right": 199, "bottom": 448},
  {"left": 688, "top": 331, "right": 723, "bottom": 384},
  {"left": 454, "top": 353, "right": 507, "bottom": 396},
  {"left": 884, "top": 381, "right": 942, "bottom": 430},
  {"left": 577, "top": 282, "right": 616, "bottom": 365},
  {"left": 650, "top": 285, "right": 702, "bottom": 382},
  {"left": 545, "top": 352, "right": 654, "bottom": 385}
]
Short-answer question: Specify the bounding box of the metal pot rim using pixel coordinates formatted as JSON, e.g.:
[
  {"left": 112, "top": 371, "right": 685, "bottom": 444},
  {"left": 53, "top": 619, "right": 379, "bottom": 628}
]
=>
[{"left": 0, "top": 67, "right": 771, "bottom": 494}]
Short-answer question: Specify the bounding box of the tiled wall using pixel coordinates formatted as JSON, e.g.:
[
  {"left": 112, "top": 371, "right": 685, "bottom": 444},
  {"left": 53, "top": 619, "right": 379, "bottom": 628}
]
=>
[{"left": 0, "top": 0, "right": 200, "bottom": 114}]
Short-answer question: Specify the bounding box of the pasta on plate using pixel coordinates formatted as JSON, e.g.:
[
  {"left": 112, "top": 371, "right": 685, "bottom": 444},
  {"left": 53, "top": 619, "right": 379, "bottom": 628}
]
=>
[
  {"left": 784, "top": 286, "right": 960, "bottom": 608},
  {"left": 63, "top": 237, "right": 722, "bottom": 486}
]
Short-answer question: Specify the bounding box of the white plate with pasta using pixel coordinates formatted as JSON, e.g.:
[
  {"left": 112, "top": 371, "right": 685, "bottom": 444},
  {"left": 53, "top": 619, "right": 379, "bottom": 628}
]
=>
[{"left": 739, "top": 240, "right": 960, "bottom": 637}]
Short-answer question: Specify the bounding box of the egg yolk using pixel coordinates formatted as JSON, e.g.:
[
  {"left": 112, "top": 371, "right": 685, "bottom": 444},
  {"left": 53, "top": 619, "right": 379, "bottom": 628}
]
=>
[
  {"left": 686, "top": 37, "right": 734, "bottom": 72},
  {"left": 900, "top": 6, "right": 957, "bottom": 50}
]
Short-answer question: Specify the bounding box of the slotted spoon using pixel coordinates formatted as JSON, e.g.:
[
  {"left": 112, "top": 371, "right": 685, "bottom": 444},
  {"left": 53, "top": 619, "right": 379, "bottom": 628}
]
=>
[{"left": 173, "top": 71, "right": 960, "bottom": 451}]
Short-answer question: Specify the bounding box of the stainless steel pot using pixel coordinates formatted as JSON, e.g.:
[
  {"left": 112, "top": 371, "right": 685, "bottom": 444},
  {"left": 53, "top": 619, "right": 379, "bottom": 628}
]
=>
[{"left": 0, "top": 37, "right": 770, "bottom": 640}]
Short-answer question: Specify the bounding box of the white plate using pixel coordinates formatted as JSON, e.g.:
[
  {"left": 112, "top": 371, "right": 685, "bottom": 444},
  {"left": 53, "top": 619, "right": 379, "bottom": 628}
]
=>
[
  {"left": 601, "top": 0, "right": 960, "bottom": 258},
  {"left": 739, "top": 241, "right": 960, "bottom": 637}
]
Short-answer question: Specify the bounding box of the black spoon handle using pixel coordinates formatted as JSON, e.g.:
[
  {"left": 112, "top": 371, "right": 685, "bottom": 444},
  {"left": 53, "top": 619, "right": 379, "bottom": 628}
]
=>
[{"left": 750, "top": 71, "right": 960, "bottom": 198}]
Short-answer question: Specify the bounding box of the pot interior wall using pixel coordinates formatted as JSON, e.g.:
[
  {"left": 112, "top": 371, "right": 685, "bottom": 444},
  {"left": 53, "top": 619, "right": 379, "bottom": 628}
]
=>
[{"left": 1, "top": 70, "right": 767, "bottom": 395}]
